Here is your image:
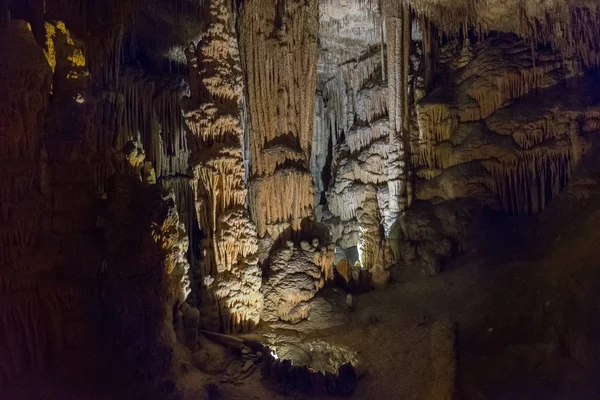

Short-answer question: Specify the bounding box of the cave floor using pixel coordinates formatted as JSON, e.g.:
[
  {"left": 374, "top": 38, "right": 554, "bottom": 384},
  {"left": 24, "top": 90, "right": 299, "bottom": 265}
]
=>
[
  {"left": 4, "top": 196, "right": 599, "bottom": 400},
  {"left": 180, "top": 194, "right": 600, "bottom": 400}
]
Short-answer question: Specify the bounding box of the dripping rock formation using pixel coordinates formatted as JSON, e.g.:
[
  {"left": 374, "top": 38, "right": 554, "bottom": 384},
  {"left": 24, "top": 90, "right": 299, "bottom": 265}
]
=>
[{"left": 1, "top": 0, "right": 600, "bottom": 399}]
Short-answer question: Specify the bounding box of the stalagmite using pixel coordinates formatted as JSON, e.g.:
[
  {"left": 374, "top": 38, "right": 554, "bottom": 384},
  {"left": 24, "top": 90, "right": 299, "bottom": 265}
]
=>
[
  {"left": 183, "top": 0, "right": 262, "bottom": 333},
  {"left": 261, "top": 240, "right": 336, "bottom": 323},
  {"left": 356, "top": 185, "right": 392, "bottom": 288}
]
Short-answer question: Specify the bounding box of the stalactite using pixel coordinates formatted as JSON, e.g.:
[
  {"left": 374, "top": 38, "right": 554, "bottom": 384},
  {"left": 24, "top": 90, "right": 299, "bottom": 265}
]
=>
[
  {"left": 512, "top": 117, "right": 574, "bottom": 150},
  {"left": 346, "top": 119, "right": 390, "bottom": 154},
  {"left": 417, "top": 103, "right": 458, "bottom": 143},
  {"left": 416, "top": 168, "right": 443, "bottom": 180},
  {"left": 183, "top": 0, "right": 262, "bottom": 333},
  {"left": 482, "top": 148, "right": 574, "bottom": 215},
  {"left": 467, "top": 66, "right": 551, "bottom": 119},
  {"left": 239, "top": 0, "right": 319, "bottom": 239},
  {"left": 405, "top": 1, "right": 600, "bottom": 70},
  {"left": 248, "top": 170, "right": 314, "bottom": 239},
  {"left": 322, "top": 54, "right": 383, "bottom": 144},
  {"left": 118, "top": 68, "right": 189, "bottom": 180}
]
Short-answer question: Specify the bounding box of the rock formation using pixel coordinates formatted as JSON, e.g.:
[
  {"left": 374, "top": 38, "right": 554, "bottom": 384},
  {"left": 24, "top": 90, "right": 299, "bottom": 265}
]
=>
[
  {"left": 315, "top": 5, "right": 394, "bottom": 285},
  {"left": 0, "top": 20, "right": 54, "bottom": 384},
  {"left": 262, "top": 238, "right": 335, "bottom": 323},
  {"left": 314, "top": 0, "right": 600, "bottom": 277},
  {"left": 2, "top": 0, "right": 600, "bottom": 397},
  {"left": 238, "top": 0, "right": 335, "bottom": 324},
  {"left": 239, "top": 0, "right": 319, "bottom": 241},
  {"left": 0, "top": 0, "right": 196, "bottom": 390},
  {"left": 103, "top": 141, "right": 191, "bottom": 386},
  {"left": 183, "top": 0, "right": 262, "bottom": 334}
]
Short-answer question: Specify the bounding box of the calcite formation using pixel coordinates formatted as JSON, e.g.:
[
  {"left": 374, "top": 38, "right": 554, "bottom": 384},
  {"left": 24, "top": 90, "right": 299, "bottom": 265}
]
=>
[
  {"left": 315, "top": 47, "right": 394, "bottom": 285},
  {"left": 383, "top": 0, "right": 413, "bottom": 222},
  {"left": 262, "top": 239, "right": 335, "bottom": 323},
  {"left": 239, "top": 0, "right": 319, "bottom": 241},
  {"left": 237, "top": 0, "right": 337, "bottom": 325},
  {"left": 411, "top": 33, "right": 590, "bottom": 216},
  {"left": 183, "top": 0, "right": 262, "bottom": 333},
  {"left": 104, "top": 141, "right": 191, "bottom": 384},
  {"left": 3, "top": 0, "right": 600, "bottom": 394},
  {"left": 315, "top": 0, "right": 600, "bottom": 276},
  {"left": 357, "top": 185, "right": 392, "bottom": 288},
  {"left": 0, "top": 20, "right": 54, "bottom": 384},
  {"left": 117, "top": 67, "right": 190, "bottom": 179}
]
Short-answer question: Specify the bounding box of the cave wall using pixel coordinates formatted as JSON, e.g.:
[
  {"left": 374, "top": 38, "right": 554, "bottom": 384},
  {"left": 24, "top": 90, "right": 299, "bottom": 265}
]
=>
[
  {"left": 0, "top": 0, "right": 196, "bottom": 389},
  {"left": 0, "top": 20, "right": 65, "bottom": 385},
  {"left": 313, "top": 0, "right": 600, "bottom": 279},
  {"left": 2, "top": 0, "right": 600, "bottom": 393}
]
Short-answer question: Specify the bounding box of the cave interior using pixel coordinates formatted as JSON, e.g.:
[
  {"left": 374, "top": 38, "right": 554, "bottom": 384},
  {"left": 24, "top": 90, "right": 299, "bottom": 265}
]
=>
[{"left": 1, "top": 0, "right": 600, "bottom": 399}]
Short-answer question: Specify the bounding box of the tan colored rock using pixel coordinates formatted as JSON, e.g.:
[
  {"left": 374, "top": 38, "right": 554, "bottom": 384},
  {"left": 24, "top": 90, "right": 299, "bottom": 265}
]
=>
[
  {"left": 183, "top": 0, "right": 262, "bottom": 333},
  {"left": 239, "top": 0, "right": 319, "bottom": 240}
]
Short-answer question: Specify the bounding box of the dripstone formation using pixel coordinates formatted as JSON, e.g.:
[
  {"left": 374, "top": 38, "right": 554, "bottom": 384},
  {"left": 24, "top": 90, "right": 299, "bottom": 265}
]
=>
[{"left": 2, "top": 0, "right": 600, "bottom": 398}]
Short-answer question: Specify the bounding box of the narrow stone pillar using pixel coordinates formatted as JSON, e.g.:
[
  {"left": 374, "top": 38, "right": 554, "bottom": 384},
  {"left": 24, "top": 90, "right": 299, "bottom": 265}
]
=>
[{"left": 384, "top": 1, "right": 412, "bottom": 232}]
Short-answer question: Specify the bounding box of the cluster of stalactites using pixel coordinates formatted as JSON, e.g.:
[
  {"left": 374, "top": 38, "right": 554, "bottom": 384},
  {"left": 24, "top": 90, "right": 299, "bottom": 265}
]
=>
[
  {"left": 466, "top": 63, "right": 569, "bottom": 120},
  {"left": 184, "top": 0, "right": 262, "bottom": 333},
  {"left": 238, "top": 0, "right": 319, "bottom": 239},
  {"left": 248, "top": 169, "right": 314, "bottom": 239},
  {"left": 117, "top": 68, "right": 189, "bottom": 179},
  {"left": 482, "top": 149, "right": 573, "bottom": 215},
  {"left": 405, "top": 1, "right": 600, "bottom": 68},
  {"left": 321, "top": 53, "right": 385, "bottom": 147}
]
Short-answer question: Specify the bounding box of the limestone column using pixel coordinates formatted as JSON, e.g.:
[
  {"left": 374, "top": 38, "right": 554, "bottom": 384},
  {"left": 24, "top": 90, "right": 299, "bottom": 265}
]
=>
[
  {"left": 183, "top": 0, "right": 262, "bottom": 333},
  {"left": 238, "top": 0, "right": 319, "bottom": 241},
  {"left": 384, "top": 0, "right": 412, "bottom": 232}
]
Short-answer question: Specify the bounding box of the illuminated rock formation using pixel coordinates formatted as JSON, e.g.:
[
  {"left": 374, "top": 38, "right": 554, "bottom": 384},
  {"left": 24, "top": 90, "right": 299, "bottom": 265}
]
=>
[
  {"left": 383, "top": 0, "right": 412, "bottom": 225},
  {"left": 262, "top": 239, "right": 335, "bottom": 323},
  {"left": 3, "top": 0, "right": 600, "bottom": 395},
  {"left": 183, "top": 0, "right": 262, "bottom": 333},
  {"left": 357, "top": 185, "right": 392, "bottom": 288},
  {"left": 411, "top": 33, "right": 589, "bottom": 215},
  {"left": 315, "top": 43, "right": 393, "bottom": 285},
  {"left": 117, "top": 67, "right": 190, "bottom": 180},
  {"left": 239, "top": 0, "right": 319, "bottom": 241},
  {"left": 237, "top": 0, "right": 337, "bottom": 325}
]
